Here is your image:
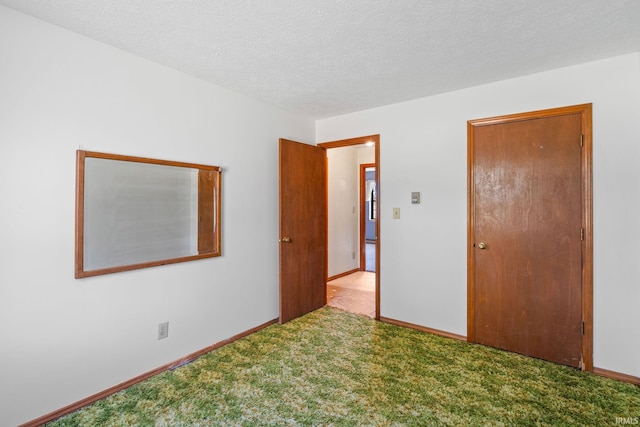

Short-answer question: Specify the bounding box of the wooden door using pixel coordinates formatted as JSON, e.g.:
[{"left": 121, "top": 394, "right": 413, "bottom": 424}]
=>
[
  {"left": 279, "top": 139, "right": 327, "bottom": 323},
  {"left": 468, "top": 105, "right": 592, "bottom": 369}
]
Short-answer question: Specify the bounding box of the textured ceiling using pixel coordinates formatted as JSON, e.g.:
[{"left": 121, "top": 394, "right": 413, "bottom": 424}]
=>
[{"left": 2, "top": 0, "right": 640, "bottom": 118}]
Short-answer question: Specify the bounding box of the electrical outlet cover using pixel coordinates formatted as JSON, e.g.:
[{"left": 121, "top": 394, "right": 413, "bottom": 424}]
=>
[{"left": 158, "top": 322, "right": 169, "bottom": 340}]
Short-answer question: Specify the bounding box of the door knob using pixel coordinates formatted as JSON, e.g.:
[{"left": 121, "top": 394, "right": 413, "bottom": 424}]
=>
[
  {"left": 279, "top": 237, "right": 292, "bottom": 243},
  {"left": 477, "top": 242, "right": 487, "bottom": 249}
]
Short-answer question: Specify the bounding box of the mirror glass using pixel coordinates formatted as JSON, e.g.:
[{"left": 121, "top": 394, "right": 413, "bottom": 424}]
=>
[{"left": 76, "top": 151, "right": 221, "bottom": 278}]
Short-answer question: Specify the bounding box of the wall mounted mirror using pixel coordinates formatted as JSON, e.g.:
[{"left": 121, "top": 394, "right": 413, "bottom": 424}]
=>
[{"left": 75, "top": 150, "right": 221, "bottom": 278}]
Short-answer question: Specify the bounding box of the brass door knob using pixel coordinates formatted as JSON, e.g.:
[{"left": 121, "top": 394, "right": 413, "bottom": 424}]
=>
[
  {"left": 477, "top": 242, "right": 487, "bottom": 249},
  {"left": 279, "top": 237, "right": 292, "bottom": 243}
]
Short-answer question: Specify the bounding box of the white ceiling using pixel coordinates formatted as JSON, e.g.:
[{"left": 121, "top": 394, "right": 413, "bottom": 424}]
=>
[{"left": 2, "top": 0, "right": 640, "bottom": 118}]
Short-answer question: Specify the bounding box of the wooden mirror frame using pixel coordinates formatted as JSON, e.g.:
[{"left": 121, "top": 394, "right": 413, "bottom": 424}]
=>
[{"left": 75, "top": 150, "right": 221, "bottom": 278}]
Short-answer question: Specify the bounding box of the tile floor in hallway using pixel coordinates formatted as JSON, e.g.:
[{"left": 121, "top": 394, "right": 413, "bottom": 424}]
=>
[{"left": 326, "top": 271, "right": 376, "bottom": 318}]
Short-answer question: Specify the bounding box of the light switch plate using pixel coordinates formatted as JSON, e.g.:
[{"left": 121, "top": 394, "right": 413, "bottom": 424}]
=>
[
  {"left": 411, "top": 192, "right": 421, "bottom": 204},
  {"left": 392, "top": 208, "right": 400, "bottom": 219}
]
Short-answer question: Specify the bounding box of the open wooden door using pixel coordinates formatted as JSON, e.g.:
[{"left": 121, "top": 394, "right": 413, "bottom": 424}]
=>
[
  {"left": 468, "top": 104, "right": 592, "bottom": 370},
  {"left": 278, "top": 139, "right": 327, "bottom": 323}
]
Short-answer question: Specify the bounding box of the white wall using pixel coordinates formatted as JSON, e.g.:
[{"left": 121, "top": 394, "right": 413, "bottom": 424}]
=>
[
  {"left": 357, "top": 147, "right": 375, "bottom": 167},
  {"left": 317, "top": 53, "right": 640, "bottom": 379},
  {"left": 327, "top": 147, "right": 359, "bottom": 277},
  {"left": 0, "top": 6, "right": 313, "bottom": 426}
]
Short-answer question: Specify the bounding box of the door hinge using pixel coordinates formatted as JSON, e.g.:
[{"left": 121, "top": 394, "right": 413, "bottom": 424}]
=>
[
  {"left": 580, "top": 134, "right": 584, "bottom": 147},
  {"left": 581, "top": 321, "right": 585, "bottom": 335},
  {"left": 580, "top": 228, "right": 584, "bottom": 241}
]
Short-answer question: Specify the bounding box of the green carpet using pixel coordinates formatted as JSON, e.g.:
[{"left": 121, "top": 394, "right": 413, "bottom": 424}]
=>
[{"left": 47, "top": 307, "right": 639, "bottom": 426}]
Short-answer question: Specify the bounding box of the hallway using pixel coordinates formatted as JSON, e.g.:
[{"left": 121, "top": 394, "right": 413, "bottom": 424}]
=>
[
  {"left": 327, "top": 271, "right": 375, "bottom": 318},
  {"left": 365, "top": 242, "right": 375, "bottom": 272}
]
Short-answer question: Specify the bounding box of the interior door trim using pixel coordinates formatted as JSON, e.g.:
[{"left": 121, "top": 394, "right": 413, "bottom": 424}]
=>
[
  {"left": 467, "top": 104, "right": 593, "bottom": 371},
  {"left": 319, "top": 135, "right": 380, "bottom": 319}
]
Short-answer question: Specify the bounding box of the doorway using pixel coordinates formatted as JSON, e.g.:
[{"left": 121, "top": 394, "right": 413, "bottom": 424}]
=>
[
  {"left": 467, "top": 104, "right": 593, "bottom": 370},
  {"left": 361, "top": 164, "right": 376, "bottom": 273},
  {"left": 319, "top": 136, "right": 380, "bottom": 319}
]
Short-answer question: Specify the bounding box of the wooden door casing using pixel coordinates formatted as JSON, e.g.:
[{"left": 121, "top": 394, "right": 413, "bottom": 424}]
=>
[{"left": 468, "top": 104, "right": 593, "bottom": 370}]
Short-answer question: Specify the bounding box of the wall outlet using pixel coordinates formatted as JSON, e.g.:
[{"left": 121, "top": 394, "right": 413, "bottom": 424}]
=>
[{"left": 158, "top": 322, "right": 169, "bottom": 340}]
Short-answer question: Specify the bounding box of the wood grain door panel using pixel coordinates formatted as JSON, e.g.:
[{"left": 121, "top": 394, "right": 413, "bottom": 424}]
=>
[
  {"left": 469, "top": 106, "right": 592, "bottom": 369},
  {"left": 278, "top": 139, "right": 327, "bottom": 323}
]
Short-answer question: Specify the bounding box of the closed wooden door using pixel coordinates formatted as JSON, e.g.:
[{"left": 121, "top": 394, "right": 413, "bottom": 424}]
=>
[
  {"left": 279, "top": 139, "right": 327, "bottom": 323},
  {"left": 468, "top": 105, "right": 592, "bottom": 369}
]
